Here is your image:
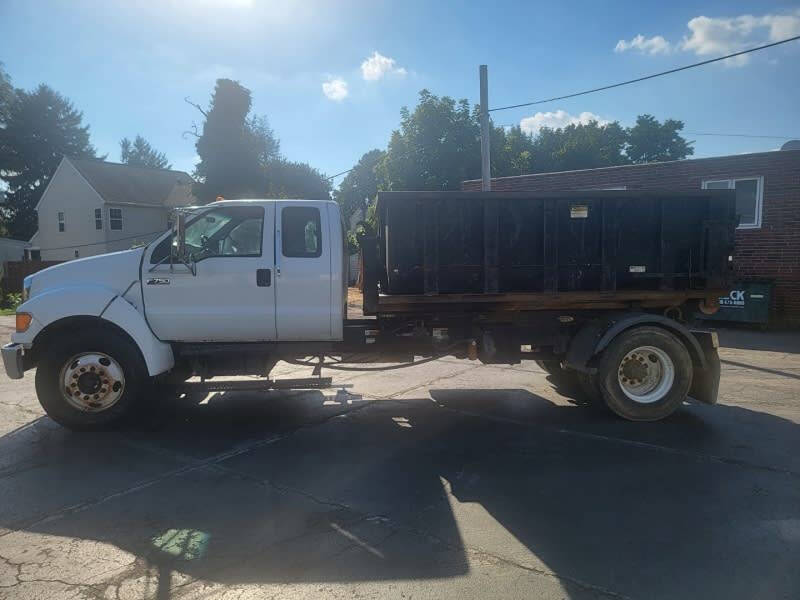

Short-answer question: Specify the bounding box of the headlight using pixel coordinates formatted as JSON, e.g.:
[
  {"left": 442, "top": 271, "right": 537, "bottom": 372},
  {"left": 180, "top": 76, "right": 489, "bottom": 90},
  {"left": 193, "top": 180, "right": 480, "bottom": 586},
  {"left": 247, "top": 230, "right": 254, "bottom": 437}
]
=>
[
  {"left": 22, "top": 276, "right": 32, "bottom": 302},
  {"left": 16, "top": 312, "right": 32, "bottom": 333}
]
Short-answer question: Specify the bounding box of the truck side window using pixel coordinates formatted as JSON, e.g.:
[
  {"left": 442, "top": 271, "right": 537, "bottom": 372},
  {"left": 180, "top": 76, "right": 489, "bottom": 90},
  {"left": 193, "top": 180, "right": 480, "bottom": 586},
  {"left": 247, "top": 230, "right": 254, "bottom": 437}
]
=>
[{"left": 282, "top": 206, "right": 322, "bottom": 258}]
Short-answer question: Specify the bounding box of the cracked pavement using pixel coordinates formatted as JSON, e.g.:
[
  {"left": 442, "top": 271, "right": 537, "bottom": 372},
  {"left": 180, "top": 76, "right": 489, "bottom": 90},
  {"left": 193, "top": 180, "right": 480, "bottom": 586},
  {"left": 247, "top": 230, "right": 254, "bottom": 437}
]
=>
[{"left": 0, "top": 316, "right": 798, "bottom": 599}]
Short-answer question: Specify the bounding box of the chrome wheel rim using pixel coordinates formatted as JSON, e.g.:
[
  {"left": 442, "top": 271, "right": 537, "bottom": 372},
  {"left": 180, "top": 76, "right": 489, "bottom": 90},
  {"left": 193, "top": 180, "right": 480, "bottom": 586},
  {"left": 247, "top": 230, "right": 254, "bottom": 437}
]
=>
[
  {"left": 617, "top": 345, "right": 674, "bottom": 404},
  {"left": 60, "top": 352, "right": 125, "bottom": 412}
]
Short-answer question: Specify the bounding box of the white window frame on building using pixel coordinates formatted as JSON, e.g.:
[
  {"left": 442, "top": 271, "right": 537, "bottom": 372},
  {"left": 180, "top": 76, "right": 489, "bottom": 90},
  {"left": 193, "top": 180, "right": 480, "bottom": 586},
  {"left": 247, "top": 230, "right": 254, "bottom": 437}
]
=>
[
  {"left": 109, "top": 207, "right": 123, "bottom": 231},
  {"left": 95, "top": 208, "right": 103, "bottom": 230},
  {"left": 58, "top": 212, "right": 65, "bottom": 232},
  {"left": 702, "top": 176, "right": 763, "bottom": 230}
]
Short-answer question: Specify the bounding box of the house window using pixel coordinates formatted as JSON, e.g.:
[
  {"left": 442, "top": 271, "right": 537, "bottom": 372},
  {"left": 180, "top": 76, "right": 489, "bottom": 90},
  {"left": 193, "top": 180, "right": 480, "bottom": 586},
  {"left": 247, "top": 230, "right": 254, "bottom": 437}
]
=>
[
  {"left": 109, "top": 208, "right": 123, "bottom": 230},
  {"left": 702, "top": 177, "right": 763, "bottom": 229},
  {"left": 58, "top": 212, "right": 65, "bottom": 232},
  {"left": 95, "top": 208, "right": 102, "bottom": 230}
]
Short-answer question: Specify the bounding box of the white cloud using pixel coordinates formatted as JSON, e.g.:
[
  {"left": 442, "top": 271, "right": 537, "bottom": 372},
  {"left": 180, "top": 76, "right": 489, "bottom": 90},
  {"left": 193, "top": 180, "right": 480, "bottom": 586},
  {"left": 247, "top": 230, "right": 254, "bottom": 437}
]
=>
[
  {"left": 360, "top": 51, "right": 407, "bottom": 81},
  {"left": 615, "top": 35, "right": 672, "bottom": 55},
  {"left": 681, "top": 12, "right": 800, "bottom": 65},
  {"left": 322, "top": 77, "right": 348, "bottom": 101},
  {"left": 519, "top": 110, "right": 609, "bottom": 136},
  {"left": 615, "top": 11, "right": 800, "bottom": 66}
]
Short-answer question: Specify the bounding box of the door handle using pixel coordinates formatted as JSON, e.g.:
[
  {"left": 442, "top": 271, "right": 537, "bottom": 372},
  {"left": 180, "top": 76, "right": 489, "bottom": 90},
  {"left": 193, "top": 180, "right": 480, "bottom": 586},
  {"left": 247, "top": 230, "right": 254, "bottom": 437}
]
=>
[{"left": 256, "top": 268, "right": 271, "bottom": 287}]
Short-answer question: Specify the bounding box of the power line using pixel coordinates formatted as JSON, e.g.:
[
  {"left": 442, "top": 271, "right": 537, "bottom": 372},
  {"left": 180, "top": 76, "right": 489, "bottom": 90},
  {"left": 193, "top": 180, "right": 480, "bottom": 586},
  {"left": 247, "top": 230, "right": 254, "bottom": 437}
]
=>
[
  {"left": 489, "top": 35, "right": 800, "bottom": 113},
  {"left": 326, "top": 168, "right": 353, "bottom": 180},
  {"left": 498, "top": 124, "right": 799, "bottom": 140},
  {"left": 686, "top": 132, "right": 799, "bottom": 140}
]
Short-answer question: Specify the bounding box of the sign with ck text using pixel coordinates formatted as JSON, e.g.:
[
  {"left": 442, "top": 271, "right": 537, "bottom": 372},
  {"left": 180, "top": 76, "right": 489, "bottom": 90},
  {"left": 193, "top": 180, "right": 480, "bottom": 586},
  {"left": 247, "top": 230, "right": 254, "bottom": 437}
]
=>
[{"left": 719, "top": 290, "right": 745, "bottom": 308}]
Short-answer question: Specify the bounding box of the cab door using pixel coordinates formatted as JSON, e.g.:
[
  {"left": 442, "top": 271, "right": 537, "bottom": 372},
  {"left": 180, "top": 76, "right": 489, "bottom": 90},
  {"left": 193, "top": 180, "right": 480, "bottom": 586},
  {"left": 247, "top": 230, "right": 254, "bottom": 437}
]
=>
[
  {"left": 275, "top": 202, "right": 332, "bottom": 340},
  {"left": 143, "top": 204, "right": 277, "bottom": 342}
]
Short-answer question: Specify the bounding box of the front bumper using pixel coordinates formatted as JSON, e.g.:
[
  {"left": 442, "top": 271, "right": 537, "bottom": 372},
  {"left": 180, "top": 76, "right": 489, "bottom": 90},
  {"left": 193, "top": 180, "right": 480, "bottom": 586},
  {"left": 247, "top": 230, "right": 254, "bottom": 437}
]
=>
[{"left": 2, "top": 343, "right": 25, "bottom": 379}]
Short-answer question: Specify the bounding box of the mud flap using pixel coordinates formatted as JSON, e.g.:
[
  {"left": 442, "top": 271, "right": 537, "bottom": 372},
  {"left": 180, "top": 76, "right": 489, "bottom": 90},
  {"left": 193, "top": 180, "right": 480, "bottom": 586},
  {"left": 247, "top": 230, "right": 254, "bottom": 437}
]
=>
[{"left": 689, "top": 330, "right": 721, "bottom": 405}]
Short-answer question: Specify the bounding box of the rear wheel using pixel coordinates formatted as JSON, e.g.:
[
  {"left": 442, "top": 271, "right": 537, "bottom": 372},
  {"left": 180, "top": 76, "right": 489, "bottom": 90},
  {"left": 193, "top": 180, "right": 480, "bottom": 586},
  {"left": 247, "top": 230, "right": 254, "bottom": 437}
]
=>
[
  {"left": 596, "top": 326, "right": 692, "bottom": 421},
  {"left": 35, "top": 328, "right": 149, "bottom": 431}
]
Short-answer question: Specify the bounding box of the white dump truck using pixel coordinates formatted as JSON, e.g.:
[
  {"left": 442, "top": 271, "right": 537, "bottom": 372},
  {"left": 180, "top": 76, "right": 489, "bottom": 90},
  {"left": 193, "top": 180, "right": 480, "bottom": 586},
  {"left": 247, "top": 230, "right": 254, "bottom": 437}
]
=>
[{"left": 3, "top": 191, "right": 733, "bottom": 430}]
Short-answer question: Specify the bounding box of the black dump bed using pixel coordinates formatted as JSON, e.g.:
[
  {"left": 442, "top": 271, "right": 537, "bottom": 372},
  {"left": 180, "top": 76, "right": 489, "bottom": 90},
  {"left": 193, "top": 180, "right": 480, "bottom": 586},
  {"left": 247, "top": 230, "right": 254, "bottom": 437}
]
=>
[{"left": 366, "top": 190, "right": 736, "bottom": 313}]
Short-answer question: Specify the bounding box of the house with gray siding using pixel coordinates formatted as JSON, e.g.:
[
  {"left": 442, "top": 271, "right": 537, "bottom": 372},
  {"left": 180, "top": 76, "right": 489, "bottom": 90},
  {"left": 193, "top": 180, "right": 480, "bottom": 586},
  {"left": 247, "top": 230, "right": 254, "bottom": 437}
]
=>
[{"left": 31, "top": 158, "right": 197, "bottom": 261}]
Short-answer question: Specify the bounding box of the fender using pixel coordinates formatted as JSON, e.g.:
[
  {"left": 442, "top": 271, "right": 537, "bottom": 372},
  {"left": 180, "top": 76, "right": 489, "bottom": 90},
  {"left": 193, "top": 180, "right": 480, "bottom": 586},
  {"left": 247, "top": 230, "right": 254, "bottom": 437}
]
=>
[
  {"left": 17, "top": 284, "right": 174, "bottom": 376},
  {"left": 13, "top": 284, "right": 118, "bottom": 346},
  {"left": 101, "top": 296, "right": 174, "bottom": 376},
  {"left": 564, "top": 313, "right": 706, "bottom": 374}
]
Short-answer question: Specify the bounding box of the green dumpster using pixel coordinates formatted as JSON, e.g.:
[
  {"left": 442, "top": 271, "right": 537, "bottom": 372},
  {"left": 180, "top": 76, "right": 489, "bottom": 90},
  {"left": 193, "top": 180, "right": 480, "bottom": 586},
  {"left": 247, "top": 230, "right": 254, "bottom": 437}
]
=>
[{"left": 697, "top": 280, "right": 773, "bottom": 325}]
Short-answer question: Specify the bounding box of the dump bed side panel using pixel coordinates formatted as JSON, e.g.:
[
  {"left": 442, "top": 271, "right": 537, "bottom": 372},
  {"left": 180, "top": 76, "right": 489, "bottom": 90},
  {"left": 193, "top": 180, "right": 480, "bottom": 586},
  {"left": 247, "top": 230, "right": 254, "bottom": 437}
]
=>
[{"left": 378, "top": 190, "right": 736, "bottom": 297}]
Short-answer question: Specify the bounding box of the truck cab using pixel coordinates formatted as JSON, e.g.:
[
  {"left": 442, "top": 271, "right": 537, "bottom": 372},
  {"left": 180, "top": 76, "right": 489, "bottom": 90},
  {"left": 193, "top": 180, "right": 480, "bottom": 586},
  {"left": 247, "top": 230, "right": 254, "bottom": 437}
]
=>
[
  {"left": 2, "top": 199, "right": 347, "bottom": 429},
  {"left": 142, "top": 199, "right": 346, "bottom": 342}
]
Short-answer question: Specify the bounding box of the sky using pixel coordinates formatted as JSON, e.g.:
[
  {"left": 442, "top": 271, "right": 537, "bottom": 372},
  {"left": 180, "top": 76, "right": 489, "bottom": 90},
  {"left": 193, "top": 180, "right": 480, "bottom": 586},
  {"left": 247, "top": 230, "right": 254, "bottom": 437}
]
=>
[{"left": 1, "top": 0, "right": 799, "bottom": 183}]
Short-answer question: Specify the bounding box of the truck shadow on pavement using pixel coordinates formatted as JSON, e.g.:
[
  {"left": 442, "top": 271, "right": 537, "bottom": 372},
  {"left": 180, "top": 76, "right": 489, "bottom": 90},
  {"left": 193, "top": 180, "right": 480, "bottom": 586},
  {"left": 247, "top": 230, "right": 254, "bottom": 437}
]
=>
[{"left": 1, "top": 387, "right": 799, "bottom": 599}]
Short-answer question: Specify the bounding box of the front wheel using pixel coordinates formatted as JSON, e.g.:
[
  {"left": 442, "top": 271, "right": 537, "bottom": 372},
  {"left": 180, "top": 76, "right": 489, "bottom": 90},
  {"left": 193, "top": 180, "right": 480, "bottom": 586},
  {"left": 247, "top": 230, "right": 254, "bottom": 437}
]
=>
[
  {"left": 35, "top": 328, "right": 149, "bottom": 430},
  {"left": 596, "top": 326, "right": 692, "bottom": 421}
]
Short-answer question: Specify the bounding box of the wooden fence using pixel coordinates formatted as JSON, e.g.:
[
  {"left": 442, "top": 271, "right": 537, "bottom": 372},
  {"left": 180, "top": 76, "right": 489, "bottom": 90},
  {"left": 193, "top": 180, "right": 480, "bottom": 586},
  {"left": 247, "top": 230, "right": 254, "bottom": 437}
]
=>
[{"left": 2, "top": 261, "right": 63, "bottom": 294}]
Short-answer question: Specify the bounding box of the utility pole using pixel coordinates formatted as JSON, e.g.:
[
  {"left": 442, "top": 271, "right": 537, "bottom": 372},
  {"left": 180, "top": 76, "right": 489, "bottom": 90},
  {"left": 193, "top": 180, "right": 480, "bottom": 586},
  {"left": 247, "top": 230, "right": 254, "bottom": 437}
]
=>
[{"left": 479, "top": 65, "right": 491, "bottom": 191}]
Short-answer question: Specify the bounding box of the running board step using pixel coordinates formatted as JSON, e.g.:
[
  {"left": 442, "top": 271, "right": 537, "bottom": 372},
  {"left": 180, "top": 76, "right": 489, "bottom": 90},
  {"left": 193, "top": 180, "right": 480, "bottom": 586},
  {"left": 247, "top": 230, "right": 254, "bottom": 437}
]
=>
[{"left": 171, "top": 377, "right": 333, "bottom": 393}]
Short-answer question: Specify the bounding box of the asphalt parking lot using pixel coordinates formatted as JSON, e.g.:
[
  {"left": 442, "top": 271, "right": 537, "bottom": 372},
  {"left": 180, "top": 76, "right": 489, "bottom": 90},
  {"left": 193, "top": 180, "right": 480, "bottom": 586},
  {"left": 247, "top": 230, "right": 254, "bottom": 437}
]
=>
[{"left": 0, "top": 316, "right": 798, "bottom": 600}]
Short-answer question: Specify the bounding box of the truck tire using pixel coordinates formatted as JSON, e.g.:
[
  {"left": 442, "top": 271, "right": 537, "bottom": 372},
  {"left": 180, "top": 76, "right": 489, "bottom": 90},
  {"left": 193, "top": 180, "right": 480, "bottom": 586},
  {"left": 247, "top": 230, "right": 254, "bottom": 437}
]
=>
[
  {"left": 596, "top": 326, "right": 692, "bottom": 421},
  {"left": 35, "top": 328, "right": 149, "bottom": 431}
]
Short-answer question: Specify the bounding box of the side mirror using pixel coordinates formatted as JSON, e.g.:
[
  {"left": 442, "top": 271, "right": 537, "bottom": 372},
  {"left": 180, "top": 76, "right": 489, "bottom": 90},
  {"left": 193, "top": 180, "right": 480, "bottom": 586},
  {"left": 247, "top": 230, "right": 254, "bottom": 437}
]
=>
[
  {"left": 171, "top": 211, "right": 196, "bottom": 275},
  {"left": 172, "top": 211, "right": 187, "bottom": 261}
]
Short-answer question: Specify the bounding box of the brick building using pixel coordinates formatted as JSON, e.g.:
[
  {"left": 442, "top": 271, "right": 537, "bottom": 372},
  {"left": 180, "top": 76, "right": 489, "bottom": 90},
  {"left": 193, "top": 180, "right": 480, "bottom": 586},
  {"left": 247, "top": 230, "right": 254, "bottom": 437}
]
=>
[{"left": 463, "top": 148, "right": 800, "bottom": 324}]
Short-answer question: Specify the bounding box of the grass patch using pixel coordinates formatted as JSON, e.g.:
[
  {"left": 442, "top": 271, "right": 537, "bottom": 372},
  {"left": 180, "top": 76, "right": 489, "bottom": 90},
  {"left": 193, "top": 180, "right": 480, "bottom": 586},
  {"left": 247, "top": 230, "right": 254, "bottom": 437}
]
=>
[{"left": 0, "top": 308, "right": 17, "bottom": 316}]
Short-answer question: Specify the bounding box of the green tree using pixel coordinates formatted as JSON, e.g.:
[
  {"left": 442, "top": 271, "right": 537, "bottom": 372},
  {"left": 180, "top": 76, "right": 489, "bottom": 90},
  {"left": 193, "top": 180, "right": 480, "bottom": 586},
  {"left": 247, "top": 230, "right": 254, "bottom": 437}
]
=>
[
  {"left": 531, "top": 120, "right": 629, "bottom": 173},
  {"left": 247, "top": 114, "right": 281, "bottom": 166},
  {"left": 266, "top": 159, "right": 331, "bottom": 200},
  {"left": 490, "top": 125, "right": 536, "bottom": 177},
  {"left": 192, "top": 79, "right": 275, "bottom": 203},
  {"left": 333, "top": 149, "right": 384, "bottom": 226},
  {"left": 0, "top": 84, "right": 98, "bottom": 239},
  {"left": 190, "top": 78, "right": 335, "bottom": 202},
  {"left": 378, "top": 90, "right": 482, "bottom": 191},
  {"left": 120, "top": 135, "right": 171, "bottom": 169},
  {"left": 0, "top": 63, "right": 13, "bottom": 127},
  {"left": 375, "top": 90, "right": 637, "bottom": 191},
  {"left": 625, "top": 114, "right": 693, "bottom": 163},
  {"left": 0, "top": 65, "right": 13, "bottom": 237}
]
